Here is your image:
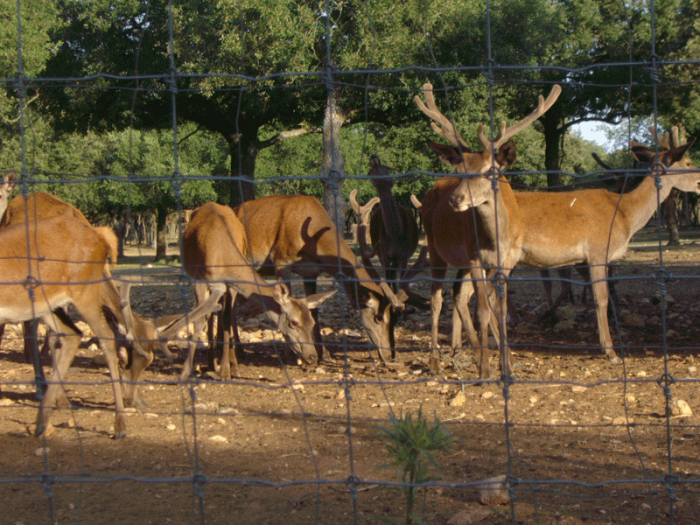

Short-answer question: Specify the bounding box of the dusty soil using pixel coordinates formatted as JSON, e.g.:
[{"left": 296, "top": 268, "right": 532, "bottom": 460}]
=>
[{"left": 1, "top": 226, "right": 699, "bottom": 525}]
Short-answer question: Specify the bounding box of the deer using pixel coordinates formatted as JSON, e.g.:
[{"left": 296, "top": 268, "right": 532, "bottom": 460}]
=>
[
  {"left": 354, "top": 155, "right": 428, "bottom": 305},
  {"left": 233, "top": 195, "right": 406, "bottom": 365},
  {"left": 446, "top": 118, "right": 699, "bottom": 374},
  {"left": 539, "top": 126, "right": 688, "bottom": 321},
  {"left": 178, "top": 202, "right": 337, "bottom": 380},
  {"left": 412, "top": 83, "right": 562, "bottom": 378},
  {"left": 0, "top": 212, "right": 204, "bottom": 439},
  {"left": 0, "top": 171, "right": 121, "bottom": 372}
]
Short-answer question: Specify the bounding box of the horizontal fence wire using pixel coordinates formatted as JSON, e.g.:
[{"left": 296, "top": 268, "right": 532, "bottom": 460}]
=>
[{"left": 1, "top": 0, "right": 699, "bottom": 524}]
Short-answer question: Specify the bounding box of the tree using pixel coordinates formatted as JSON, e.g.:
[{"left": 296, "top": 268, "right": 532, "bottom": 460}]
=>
[{"left": 40, "top": 0, "right": 325, "bottom": 206}]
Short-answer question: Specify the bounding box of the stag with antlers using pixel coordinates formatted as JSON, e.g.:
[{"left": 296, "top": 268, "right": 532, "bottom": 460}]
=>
[
  {"left": 412, "top": 83, "right": 562, "bottom": 377},
  {"left": 447, "top": 118, "right": 699, "bottom": 372}
]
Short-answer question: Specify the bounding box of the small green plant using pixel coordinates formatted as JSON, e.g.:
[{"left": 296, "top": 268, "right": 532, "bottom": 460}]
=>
[{"left": 376, "top": 408, "right": 454, "bottom": 525}]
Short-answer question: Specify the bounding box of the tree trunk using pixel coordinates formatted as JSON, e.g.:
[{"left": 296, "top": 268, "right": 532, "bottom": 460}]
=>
[
  {"left": 320, "top": 89, "right": 348, "bottom": 233},
  {"left": 154, "top": 205, "right": 169, "bottom": 262},
  {"left": 228, "top": 127, "right": 259, "bottom": 207},
  {"left": 542, "top": 103, "right": 563, "bottom": 189}
]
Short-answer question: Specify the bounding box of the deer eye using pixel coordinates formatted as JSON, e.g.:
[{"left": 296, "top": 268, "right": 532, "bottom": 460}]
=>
[{"left": 289, "top": 319, "right": 300, "bottom": 329}]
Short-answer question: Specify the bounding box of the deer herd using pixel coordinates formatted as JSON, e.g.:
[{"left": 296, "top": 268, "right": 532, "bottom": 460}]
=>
[{"left": 1, "top": 83, "right": 699, "bottom": 439}]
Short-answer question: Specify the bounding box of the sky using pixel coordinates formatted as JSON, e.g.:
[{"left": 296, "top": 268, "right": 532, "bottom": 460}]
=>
[{"left": 571, "top": 121, "right": 614, "bottom": 151}]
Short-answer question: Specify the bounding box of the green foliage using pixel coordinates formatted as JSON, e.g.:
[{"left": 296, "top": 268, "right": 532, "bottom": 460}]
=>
[{"left": 376, "top": 408, "right": 454, "bottom": 525}]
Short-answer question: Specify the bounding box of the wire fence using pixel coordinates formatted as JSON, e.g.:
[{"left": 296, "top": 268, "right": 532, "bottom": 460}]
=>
[{"left": 2, "top": 0, "right": 700, "bottom": 524}]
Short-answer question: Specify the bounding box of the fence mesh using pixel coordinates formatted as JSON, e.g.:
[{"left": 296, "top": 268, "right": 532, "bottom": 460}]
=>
[{"left": 1, "top": 0, "right": 699, "bottom": 524}]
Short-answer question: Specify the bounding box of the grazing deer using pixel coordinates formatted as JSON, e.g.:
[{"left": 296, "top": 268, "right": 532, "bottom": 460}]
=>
[
  {"left": 0, "top": 172, "right": 120, "bottom": 369},
  {"left": 413, "top": 83, "right": 562, "bottom": 377},
  {"left": 234, "top": 195, "right": 406, "bottom": 365},
  {"left": 448, "top": 121, "right": 699, "bottom": 372},
  {"left": 0, "top": 213, "right": 195, "bottom": 438},
  {"left": 179, "top": 202, "right": 337, "bottom": 380}
]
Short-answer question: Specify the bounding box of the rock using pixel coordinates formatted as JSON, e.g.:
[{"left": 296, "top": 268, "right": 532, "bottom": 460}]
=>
[
  {"left": 209, "top": 435, "right": 228, "bottom": 443},
  {"left": 450, "top": 392, "right": 467, "bottom": 407},
  {"left": 34, "top": 447, "right": 49, "bottom": 457},
  {"left": 477, "top": 474, "right": 510, "bottom": 505},
  {"left": 571, "top": 385, "right": 587, "bottom": 393},
  {"left": 166, "top": 423, "right": 177, "bottom": 431},
  {"left": 668, "top": 399, "right": 692, "bottom": 417},
  {"left": 688, "top": 366, "right": 698, "bottom": 376},
  {"left": 623, "top": 314, "right": 645, "bottom": 328},
  {"left": 447, "top": 507, "right": 492, "bottom": 525},
  {"left": 481, "top": 391, "right": 493, "bottom": 400}
]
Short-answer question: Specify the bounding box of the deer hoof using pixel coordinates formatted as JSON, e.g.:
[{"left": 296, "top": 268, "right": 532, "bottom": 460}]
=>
[{"left": 609, "top": 355, "right": 623, "bottom": 365}]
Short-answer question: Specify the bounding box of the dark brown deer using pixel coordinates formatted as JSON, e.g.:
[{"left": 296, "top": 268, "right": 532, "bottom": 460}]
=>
[
  {"left": 412, "top": 83, "right": 562, "bottom": 377},
  {"left": 361, "top": 155, "right": 422, "bottom": 290}
]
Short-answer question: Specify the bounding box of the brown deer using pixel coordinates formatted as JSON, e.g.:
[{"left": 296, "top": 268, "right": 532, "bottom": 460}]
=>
[
  {"left": 0, "top": 213, "right": 198, "bottom": 438},
  {"left": 447, "top": 121, "right": 700, "bottom": 374},
  {"left": 179, "top": 202, "right": 337, "bottom": 380},
  {"left": 0, "top": 172, "right": 120, "bottom": 369},
  {"left": 234, "top": 195, "right": 406, "bottom": 365},
  {"left": 413, "top": 83, "right": 562, "bottom": 377}
]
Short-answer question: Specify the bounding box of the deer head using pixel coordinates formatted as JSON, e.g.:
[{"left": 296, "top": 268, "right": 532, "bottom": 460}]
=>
[
  {"left": 415, "top": 84, "right": 562, "bottom": 212},
  {"left": 630, "top": 126, "right": 699, "bottom": 195}
]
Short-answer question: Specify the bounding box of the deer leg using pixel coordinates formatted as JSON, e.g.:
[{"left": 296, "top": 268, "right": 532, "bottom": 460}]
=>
[
  {"left": 206, "top": 296, "right": 220, "bottom": 371},
  {"left": 589, "top": 263, "right": 621, "bottom": 364},
  {"left": 428, "top": 264, "right": 447, "bottom": 373},
  {"left": 454, "top": 271, "right": 493, "bottom": 379},
  {"left": 216, "top": 289, "right": 238, "bottom": 380},
  {"left": 300, "top": 277, "right": 331, "bottom": 363},
  {"left": 450, "top": 269, "right": 467, "bottom": 350},
  {"left": 181, "top": 284, "right": 225, "bottom": 380}
]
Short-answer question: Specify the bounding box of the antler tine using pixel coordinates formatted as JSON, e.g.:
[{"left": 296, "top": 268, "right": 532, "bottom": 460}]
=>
[
  {"left": 348, "top": 189, "right": 379, "bottom": 263},
  {"left": 414, "top": 83, "right": 469, "bottom": 149},
  {"left": 478, "top": 85, "right": 562, "bottom": 151},
  {"left": 671, "top": 126, "right": 680, "bottom": 149},
  {"left": 119, "top": 281, "right": 136, "bottom": 341}
]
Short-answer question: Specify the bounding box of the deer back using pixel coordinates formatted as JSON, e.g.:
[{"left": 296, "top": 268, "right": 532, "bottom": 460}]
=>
[{"left": 0, "top": 216, "right": 111, "bottom": 323}]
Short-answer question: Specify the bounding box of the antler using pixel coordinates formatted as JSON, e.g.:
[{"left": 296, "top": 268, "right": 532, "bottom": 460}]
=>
[
  {"left": 648, "top": 125, "right": 681, "bottom": 151},
  {"left": 414, "top": 84, "right": 470, "bottom": 150},
  {"left": 349, "top": 189, "right": 380, "bottom": 264},
  {"left": 478, "top": 84, "right": 562, "bottom": 151},
  {"left": 118, "top": 281, "right": 151, "bottom": 359},
  {"left": 348, "top": 189, "right": 405, "bottom": 310}
]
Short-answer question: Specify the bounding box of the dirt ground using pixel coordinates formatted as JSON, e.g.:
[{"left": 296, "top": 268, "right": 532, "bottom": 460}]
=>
[{"left": 1, "top": 225, "right": 699, "bottom": 525}]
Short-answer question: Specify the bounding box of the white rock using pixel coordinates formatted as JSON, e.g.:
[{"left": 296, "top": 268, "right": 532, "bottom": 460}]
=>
[
  {"left": 450, "top": 392, "right": 467, "bottom": 407},
  {"left": 477, "top": 474, "right": 510, "bottom": 505},
  {"left": 669, "top": 399, "right": 692, "bottom": 417}
]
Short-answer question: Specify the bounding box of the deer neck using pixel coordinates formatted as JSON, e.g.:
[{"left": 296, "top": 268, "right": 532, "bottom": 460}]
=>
[
  {"left": 619, "top": 175, "right": 675, "bottom": 235},
  {"left": 375, "top": 184, "right": 403, "bottom": 237},
  {"left": 473, "top": 178, "right": 519, "bottom": 268}
]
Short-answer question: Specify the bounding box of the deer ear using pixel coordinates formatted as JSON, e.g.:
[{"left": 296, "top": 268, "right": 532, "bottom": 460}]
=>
[
  {"left": 303, "top": 289, "right": 337, "bottom": 310},
  {"left": 426, "top": 139, "right": 464, "bottom": 166},
  {"left": 664, "top": 138, "right": 695, "bottom": 165},
  {"left": 273, "top": 281, "right": 291, "bottom": 306},
  {"left": 496, "top": 140, "right": 517, "bottom": 167},
  {"left": 631, "top": 145, "right": 655, "bottom": 165}
]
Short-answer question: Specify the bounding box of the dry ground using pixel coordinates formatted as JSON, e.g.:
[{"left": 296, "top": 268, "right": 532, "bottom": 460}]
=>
[{"left": 1, "top": 226, "right": 699, "bottom": 525}]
